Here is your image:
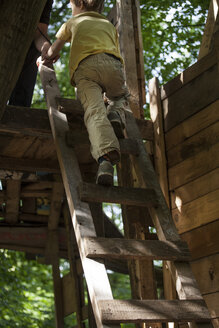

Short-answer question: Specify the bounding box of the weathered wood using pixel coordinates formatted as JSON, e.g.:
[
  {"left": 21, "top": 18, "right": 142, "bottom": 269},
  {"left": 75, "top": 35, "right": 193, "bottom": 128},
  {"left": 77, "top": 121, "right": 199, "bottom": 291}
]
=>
[
  {"left": 61, "top": 273, "right": 77, "bottom": 316},
  {"left": 181, "top": 220, "right": 219, "bottom": 260},
  {"left": 172, "top": 189, "right": 219, "bottom": 234},
  {"left": 191, "top": 254, "right": 219, "bottom": 295},
  {"left": 168, "top": 142, "right": 219, "bottom": 190},
  {"left": 162, "top": 63, "right": 219, "bottom": 132},
  {"left": 149, "top": 77, "right": 176, "bottom": 308},
  {"left": 39, "top": 64, "right": 119, "bottom": 328},
  {"left": 0, "top": 156, "right": 59, "bottom": 173},
  {"left": 170, "top": 168, "right": 219, "bottom": 210},
  {"left": 198, "top": 0, "right": 219, "bottom": 60},
  {"left": 204, "top": 292, "right": 219, "bottom": 319},
  {"left": 167, "top": 121, "right": 219, "bottom": 168},
  {"left": 116, "top": 0, "right": 144, "bottom": 117},
  {"left": 63, "top": 203, "right": 86, "bottom": 327},
  {"left": 160, "top": 49, "right": 218, "bottom": 100},
  {"left": 79, "top": 182, "right": 157, "bottom": 207},
  {"left": 125, "top": 112, "right": 205, "bottom": 304},
  {"left": 0, "top": 105, "right": 51, "bottom": 137},
  {"left": 149, "top": 77, "right": 169, "bottom": 205},
  {"left": 99, "top": 300, "right": 211, "bottom": 324},
  {"left": 5, "top": 179, "right": 21, "bottom": 223},
  {"left": 0, "top": 0, "right": 47, "bottom": 118},
  {"left": 84, "top": 237, "right": 191, "bottom": 261},
  {"left": 165, "top": 96, "right": 219, "bottom": 152}
]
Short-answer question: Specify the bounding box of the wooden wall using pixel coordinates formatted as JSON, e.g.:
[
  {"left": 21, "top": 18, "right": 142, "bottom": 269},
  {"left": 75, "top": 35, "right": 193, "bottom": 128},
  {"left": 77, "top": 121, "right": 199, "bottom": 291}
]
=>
[{"left": 160, "top": 49, "right": 219, "bottom": 327}]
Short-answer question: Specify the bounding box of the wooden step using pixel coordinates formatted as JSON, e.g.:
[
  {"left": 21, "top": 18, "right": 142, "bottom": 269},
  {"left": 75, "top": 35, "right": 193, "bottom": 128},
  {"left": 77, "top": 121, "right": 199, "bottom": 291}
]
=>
[
  {"left": 84, "top": 237, "right": 191, "bottom": 261},
  {"left": 79, "top": 182, "right": 157, "bottom": 207},
  {"left": 98, "top": 299, "right": 211, "bottom": 324}
]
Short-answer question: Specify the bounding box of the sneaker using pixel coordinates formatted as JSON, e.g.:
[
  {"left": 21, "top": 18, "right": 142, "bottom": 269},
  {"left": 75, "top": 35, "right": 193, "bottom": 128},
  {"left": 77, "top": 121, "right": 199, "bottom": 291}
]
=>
[
  {"left": 96, "top": 160, "right": 114, "bottom": 186},
  {"left": 107, "top": 111, "right": 125, "bottom": 139}
]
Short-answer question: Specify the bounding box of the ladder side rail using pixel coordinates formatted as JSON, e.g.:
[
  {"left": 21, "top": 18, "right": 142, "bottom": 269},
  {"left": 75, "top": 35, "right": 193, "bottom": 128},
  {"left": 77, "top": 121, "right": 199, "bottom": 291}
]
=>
[{"left": 39, "top": 64, "right": 119, "bottom": 328}]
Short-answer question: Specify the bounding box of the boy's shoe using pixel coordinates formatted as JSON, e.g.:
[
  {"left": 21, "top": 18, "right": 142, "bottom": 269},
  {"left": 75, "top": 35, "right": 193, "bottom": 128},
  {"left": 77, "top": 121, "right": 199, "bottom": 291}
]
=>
[
  {"left": 107, "top": 111, "right": 125, "bottom": 139},
  {"left": 96, "top": 160, "right": 114, "bottom": 186}
]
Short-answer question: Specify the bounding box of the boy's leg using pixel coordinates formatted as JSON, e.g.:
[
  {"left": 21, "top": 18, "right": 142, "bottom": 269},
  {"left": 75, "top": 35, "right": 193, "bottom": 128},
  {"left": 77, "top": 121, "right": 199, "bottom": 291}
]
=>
[{"left": 74, "top": 69, "right": 120, "bottom": 166}]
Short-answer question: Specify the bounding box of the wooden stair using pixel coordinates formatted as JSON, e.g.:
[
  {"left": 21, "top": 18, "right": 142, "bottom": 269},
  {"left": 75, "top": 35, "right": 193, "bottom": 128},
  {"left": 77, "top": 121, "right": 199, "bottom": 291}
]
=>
[{"left": 39, "top": 64, "right": 213, "bottom": 328}]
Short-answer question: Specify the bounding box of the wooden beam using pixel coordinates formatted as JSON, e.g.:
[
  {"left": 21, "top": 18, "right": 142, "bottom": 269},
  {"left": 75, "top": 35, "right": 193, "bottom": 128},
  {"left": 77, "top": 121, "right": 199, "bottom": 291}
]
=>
[
  {"left": 198, "top": 0, "right": 219, "bottom": 60},
  {"left": 79, "top": 182, "right": 157, "bottom": 207},
  {"left": 5, "top": 179, "right": 21, "bottom": 223},
  {"left": 0, "top": 156, "right": 59, "bottom": 173},
  {"left": 0, "top": 105, "right": 51, "bottom": 137},
  {"left": 99, "top": 300, "right": 211, "bottom": 324},
  {"left": 84, "top": 237, "right": 191, "bottom": 261},
  {"left": 0, "top": 0, "right": 47, "bottom": 118}
]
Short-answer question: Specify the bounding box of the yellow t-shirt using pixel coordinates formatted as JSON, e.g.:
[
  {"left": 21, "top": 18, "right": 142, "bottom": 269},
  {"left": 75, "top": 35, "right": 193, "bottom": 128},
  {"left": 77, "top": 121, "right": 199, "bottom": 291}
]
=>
[{"left": 56, "top": 11, "right": 123, "bottom": 84}]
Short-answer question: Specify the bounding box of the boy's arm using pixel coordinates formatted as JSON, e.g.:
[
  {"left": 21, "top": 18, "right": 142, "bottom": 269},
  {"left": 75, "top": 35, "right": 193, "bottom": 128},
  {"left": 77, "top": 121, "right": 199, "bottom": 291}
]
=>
[{"left": 44, "top": 39, "right": 66, "bottom": 62}]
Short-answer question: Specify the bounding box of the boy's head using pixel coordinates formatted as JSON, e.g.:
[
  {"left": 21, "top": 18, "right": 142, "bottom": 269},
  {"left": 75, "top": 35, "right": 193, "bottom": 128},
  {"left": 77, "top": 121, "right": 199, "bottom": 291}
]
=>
[{"left": 70, "top": 0, "right": 104, "bottom": 13}]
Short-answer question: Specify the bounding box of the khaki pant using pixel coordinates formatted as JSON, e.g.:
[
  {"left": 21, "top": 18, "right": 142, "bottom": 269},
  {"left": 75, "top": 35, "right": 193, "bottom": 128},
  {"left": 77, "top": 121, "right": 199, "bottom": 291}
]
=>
[{"left": 73, "top": 53, "right": 129, "bottom": 162}]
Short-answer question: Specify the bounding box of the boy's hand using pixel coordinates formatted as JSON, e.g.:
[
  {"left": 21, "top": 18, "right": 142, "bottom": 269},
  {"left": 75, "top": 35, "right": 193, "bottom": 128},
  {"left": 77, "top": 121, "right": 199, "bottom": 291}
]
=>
[{"left": 36, "top": 56, "right": 53, "bottom": 69}]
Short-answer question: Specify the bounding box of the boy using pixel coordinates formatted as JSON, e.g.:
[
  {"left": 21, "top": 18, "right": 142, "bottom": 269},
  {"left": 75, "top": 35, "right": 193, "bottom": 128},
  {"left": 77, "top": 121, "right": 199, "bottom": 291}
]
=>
[{"left": 43, "top": 0, "right": 130, "bottom": 186}]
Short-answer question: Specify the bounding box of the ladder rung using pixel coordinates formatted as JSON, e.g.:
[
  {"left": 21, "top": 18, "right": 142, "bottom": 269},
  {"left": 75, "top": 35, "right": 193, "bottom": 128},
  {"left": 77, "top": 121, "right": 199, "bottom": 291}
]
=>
[
  {"left": 98, "top": 299, "right": 211, "bottom": 324},
  {"left": 79, "top": 182, "right": 157, "bottom": 207},
  {"left": 84, "top": 237, "right": 191, "bottom": 261}
]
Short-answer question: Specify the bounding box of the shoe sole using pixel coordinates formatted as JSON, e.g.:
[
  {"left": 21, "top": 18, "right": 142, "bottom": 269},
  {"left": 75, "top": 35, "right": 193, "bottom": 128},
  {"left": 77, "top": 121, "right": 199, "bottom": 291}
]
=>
[{"left": 96, "top": 173, "right": 113, "bottom": 186}]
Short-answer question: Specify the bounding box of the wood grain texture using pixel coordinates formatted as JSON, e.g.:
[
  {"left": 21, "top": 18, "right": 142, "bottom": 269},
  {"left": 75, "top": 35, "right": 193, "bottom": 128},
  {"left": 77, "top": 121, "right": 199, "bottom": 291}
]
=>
[
  {"left": 162, "top": 64, "right": 219, "bottom": 132},
  {"left": 79, "top": 182, "right": 157, "bottom": 207},
  {"left": 181, "top": 220, "right": 219, "bottom": 260},
  {"left": 99, "top": 299, "right": 211, "bottom": 323},
  {"left": 165, "top": 100, "right": 219, "bottom": 152},
  {"left": 84, "top": 237, "right": 191, "bottom": 261}
]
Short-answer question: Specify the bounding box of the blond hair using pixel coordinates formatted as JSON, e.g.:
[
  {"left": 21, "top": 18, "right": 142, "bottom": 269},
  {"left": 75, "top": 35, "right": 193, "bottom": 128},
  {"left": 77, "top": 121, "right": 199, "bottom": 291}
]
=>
[{"left": 71, "top": 0, "right": 104, "bottom": 13}]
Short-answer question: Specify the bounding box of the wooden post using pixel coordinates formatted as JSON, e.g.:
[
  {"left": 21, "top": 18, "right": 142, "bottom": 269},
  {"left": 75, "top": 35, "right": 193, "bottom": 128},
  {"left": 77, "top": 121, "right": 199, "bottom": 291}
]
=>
[
  {"left": 5, "top": 179, "right": 21, "bottom": 224},
  {"left": 0, "top": 1, "right": 47, "bottom": 118},
  {"left": 198, "top": 0, "right": 219, "bottom": 60},
  {"left": 116, "top": 0, "right": 145, "bottom": 118}
]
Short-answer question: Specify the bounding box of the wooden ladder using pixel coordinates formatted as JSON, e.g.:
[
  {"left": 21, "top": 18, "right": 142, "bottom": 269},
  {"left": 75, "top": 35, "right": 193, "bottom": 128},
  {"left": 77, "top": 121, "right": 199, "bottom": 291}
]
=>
[{"left": 39, "top": 64, "right": 213, "bottom": 328}]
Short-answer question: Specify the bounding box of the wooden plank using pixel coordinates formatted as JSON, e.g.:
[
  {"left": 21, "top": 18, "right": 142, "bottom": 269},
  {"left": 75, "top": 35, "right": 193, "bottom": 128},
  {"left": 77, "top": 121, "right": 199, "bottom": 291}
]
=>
[
  {"left": 191, "top": 254, "right": 219, "bottom": 295},
  {"left": 61, "top": 273, "right": 77, "bottom": 317},
  {"left": 204, "top": 292, "right": 219, "bottom": 319},
  {"left": 168, "top": 142, "right": 219, "bottom": 190},
  {"left": 0, "top": 156, "right": 60, "bottom": 172},
  {"left": 160, "top": 49, "right": 218, "bottom": 100},
  {"left": 172, "top": 189, "right": 219, "bottom": 234},
  {"left": 181, "top": 220, "right": 219, "bottom": 260},
  {"left": 170, "top": 168, "right": 219, "bottom": 210},
  {"left": 165, "top": 99, "right": 219, "bottom": 153},
  {"left": 0, "top": 105, "right": 51, "bottom": 137},
  {"left": 149, "top": 77, "right": 169, "bottom": 205},
  {"left": 84, "top": 237, "right": 191, "bottom": 261},
  {"left": 5, "top": 179, "right": 21, "bottom": 223},
  {"left": 167, "top": 121, "right": 219, "bottom": 168},
  {"left": 79, "top": 182, "right": 157, "bottom": 207},
  {"left": 162, "top": 63, "right": 219, "bottom": 132},
  {"left": 198, "top": 0, "right": 219, "bottom": 60},
  {"left": 0, "top": 226, "right": 68, "bottom": 250},
  {"left": 63, "top": 204, "right": 86, "bottom": 327},
  {"left": 39, "top": 64, "right": 119, "bottom": 328},
  {"left": 99, "top": 300, "right": 211, "bottom": 323},
  {"left": 149, "top": 77, "right": 176, "bottom": 307}
]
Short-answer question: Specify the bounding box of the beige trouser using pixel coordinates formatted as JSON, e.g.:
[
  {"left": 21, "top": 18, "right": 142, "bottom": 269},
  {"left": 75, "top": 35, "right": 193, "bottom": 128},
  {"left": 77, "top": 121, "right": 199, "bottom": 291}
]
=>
[{"left": 73, "top": 53, "right": 129, "bottom": 162}]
